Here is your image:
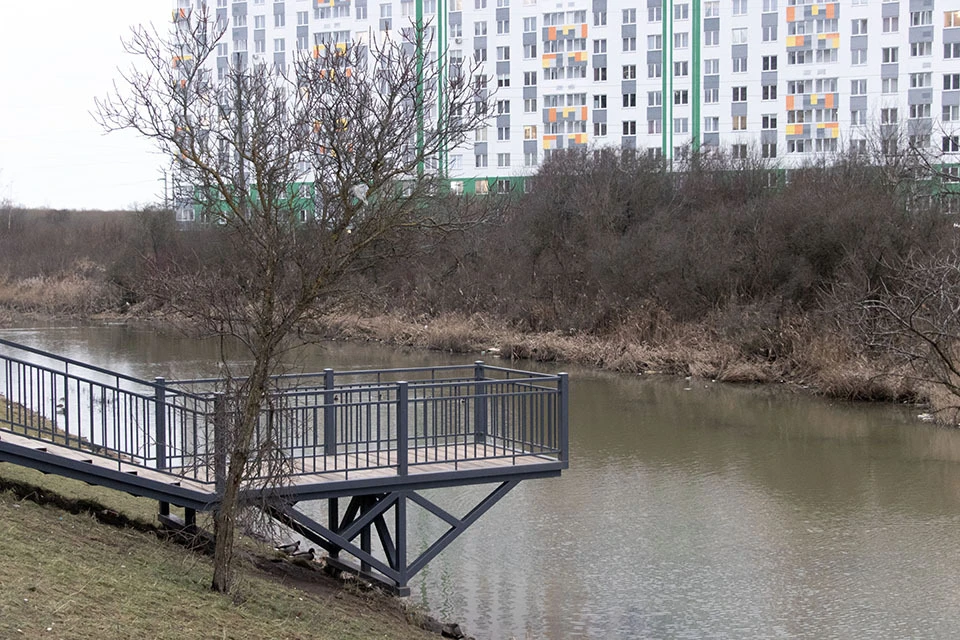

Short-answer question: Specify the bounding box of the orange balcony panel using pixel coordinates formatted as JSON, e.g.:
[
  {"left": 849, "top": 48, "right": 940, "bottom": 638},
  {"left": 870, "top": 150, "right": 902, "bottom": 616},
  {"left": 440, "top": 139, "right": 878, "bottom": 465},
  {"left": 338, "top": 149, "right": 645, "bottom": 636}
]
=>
[
  {"left": 549, "top": 109, "right": 557, "bottom": 122},
  {"left": 787, "top": 6, "right": 795, "bottom": 21},
  {"left": 825, "top": 93, "right": 834, "bottom": 108},
  {"left": 826, "top": 3, "right": 836, "bottom": 18},
  {"left": 786, "top": 95, "right": 795, "bottom": 110},
  {"left": 581, "top": 23, "right": 588, "bottom": 38},
  {"left": 581, "top": 106, "right": 588, "bottom": 120},
  {"left": 548, "top": 26, "right": 557, "bottom": 40}
]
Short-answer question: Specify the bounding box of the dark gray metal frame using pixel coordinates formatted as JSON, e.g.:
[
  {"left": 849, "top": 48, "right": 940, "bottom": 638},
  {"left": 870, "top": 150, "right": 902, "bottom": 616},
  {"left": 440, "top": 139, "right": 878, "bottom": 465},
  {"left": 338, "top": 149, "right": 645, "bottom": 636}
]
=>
[{"left": 0, "top": 337, "right": 569, "bottom": 591}]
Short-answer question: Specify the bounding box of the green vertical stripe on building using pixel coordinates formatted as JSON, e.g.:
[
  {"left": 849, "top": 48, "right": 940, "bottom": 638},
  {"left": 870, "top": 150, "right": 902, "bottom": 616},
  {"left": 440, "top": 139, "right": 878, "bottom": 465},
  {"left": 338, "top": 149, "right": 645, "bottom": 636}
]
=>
[
  {"left": 691, "top": 0, "right": 701, "bottom": 152},
  {"left": 661, "top": 0, "right": 668, "bottom": 157},
  {"left": 437, "top": 0, "right": 446, "bottom": 177}
]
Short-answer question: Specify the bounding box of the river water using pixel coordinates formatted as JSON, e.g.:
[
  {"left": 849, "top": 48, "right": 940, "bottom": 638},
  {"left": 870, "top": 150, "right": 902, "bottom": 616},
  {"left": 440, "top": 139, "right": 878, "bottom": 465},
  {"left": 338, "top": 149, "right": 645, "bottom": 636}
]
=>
[{"left": 3, "top": 324, "right": 960, "bottom": 639}]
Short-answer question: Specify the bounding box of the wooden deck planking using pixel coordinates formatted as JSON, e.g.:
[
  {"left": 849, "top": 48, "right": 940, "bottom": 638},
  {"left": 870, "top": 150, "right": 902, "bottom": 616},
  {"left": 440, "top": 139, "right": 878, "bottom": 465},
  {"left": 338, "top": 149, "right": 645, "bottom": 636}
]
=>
[{"left": 2, "top": 427, "right": 558, "bottom": 496}]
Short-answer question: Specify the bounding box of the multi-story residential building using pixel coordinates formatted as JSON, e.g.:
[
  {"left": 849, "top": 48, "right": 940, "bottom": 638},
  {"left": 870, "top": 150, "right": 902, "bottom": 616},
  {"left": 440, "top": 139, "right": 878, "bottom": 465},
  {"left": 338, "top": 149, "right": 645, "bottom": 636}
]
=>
[{"left": 174, "top": 0, "right": 960, "bottom": 197}]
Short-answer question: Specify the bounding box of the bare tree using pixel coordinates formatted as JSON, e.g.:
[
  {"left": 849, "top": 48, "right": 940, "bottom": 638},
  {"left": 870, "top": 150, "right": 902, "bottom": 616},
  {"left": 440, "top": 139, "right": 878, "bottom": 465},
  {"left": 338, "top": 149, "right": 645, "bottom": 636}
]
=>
[{"left": 95, "top": 8, "right": 487, "bottom": 593}]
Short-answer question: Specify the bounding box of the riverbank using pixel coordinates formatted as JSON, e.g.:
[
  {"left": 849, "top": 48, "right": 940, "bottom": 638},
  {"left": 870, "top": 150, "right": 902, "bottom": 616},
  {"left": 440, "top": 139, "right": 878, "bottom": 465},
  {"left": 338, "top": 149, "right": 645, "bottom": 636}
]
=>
[{"left": 0, "top": 463, "right": 443, "bottom": 640}]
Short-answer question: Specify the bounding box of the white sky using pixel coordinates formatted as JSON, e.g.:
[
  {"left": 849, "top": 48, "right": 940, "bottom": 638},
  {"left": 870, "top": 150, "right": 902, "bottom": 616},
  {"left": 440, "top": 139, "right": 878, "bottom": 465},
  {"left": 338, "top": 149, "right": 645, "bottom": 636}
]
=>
[{"left": 0, "top": 1, "right": 174, "bottom": 210}]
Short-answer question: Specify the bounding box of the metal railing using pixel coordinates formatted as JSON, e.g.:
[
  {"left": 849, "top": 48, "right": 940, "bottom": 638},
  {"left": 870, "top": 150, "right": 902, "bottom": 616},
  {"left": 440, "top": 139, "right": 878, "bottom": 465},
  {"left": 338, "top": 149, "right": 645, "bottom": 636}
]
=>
[{"left": 0, "top": 338, "right": 568, "bottom": 485}]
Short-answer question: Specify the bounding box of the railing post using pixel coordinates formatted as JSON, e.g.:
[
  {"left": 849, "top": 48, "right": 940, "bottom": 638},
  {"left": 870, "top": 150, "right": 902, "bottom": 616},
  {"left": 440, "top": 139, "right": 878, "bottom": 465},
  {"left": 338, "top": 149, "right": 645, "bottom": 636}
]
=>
[
  {"left": 558, "top": 373, "right": 569, "bottom": 468},
  {"left": 323, "top": 368, "right": 336, "bottom": 456},
  {"left": 474, "top": 361, "right": 487, "bottom": 445},
  {"left": 397, "top": 381, "right": 409, "bottom": 476},
  {"left": 214, "top": 393, "right": 227, "bottom": 493},
  {"left": 154, "top": 377, "right": 167, "bottom": 471}
]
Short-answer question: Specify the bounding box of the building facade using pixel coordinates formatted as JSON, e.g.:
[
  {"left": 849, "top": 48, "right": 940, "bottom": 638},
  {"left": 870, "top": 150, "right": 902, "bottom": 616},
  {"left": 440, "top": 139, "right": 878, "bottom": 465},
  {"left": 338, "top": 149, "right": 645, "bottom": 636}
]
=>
[{"left": 176, "top": 0, "right": 960, "bottom": 196}]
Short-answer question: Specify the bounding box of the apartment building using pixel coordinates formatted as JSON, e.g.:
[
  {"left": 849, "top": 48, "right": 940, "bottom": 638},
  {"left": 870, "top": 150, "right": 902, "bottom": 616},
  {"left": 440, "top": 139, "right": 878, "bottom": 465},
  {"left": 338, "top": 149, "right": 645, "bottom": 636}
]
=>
[{"left": 175, "top": 0, "right": 960, "bottom": 195}]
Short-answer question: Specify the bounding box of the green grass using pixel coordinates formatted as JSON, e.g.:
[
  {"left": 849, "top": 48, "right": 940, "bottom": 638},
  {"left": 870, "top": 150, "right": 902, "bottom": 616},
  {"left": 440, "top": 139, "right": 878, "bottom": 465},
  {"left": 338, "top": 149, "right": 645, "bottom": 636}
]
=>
[{"left": 0, "top": 464, "right": 435, "bottom": 640}]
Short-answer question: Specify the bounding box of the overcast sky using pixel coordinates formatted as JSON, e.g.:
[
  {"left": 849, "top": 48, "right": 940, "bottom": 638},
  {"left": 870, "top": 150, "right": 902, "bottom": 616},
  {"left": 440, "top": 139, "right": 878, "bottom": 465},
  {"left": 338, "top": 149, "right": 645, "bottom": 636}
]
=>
[{"left": 0, "top": 1, "right": 173, "bottom": 210}]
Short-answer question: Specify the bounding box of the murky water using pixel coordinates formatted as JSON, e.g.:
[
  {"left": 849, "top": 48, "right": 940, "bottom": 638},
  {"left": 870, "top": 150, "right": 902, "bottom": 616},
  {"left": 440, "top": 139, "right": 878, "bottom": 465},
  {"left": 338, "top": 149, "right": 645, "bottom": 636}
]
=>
[{"left": 4, "top": 324, "right": 960, "bottom": 639}]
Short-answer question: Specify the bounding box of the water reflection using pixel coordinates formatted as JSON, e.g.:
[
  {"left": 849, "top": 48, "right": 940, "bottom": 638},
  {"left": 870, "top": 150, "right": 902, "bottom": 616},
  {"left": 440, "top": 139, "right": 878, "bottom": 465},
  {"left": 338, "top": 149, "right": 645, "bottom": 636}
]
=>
[{"left": 3, "top": 325, "right": 960, "bottom": 638}]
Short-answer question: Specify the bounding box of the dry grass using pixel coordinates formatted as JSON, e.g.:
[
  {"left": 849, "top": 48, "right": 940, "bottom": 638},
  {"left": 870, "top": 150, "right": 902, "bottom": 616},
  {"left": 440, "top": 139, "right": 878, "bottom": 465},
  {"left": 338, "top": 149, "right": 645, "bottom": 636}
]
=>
[{"left": 0, "top": 272, "right": 117, "bottom": 315}]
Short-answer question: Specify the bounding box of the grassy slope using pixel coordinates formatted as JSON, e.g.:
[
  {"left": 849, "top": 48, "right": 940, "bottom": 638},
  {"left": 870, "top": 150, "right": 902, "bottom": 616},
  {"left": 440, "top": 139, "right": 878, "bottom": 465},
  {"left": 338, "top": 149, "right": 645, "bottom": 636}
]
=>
[{"left": 0, "top": 464, "right": 434, "bottom": 640}]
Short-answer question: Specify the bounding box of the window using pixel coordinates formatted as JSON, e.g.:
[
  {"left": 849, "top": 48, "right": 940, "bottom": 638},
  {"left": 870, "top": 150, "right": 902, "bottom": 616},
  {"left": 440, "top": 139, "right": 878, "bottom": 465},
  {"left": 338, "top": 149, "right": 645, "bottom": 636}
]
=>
[
  {"left": 497, "top": 19, "right": 510, "bottom": 34},
  {"left": 947, "top": 11, "right": 960, "bottom": 27},
  {"left": 497, "top": 126, "right": 510, "bottom": 140},
  {"left": 674, "top": 32, "right": 689, "bottom": 49},
  {"left": 883, "top": 16, "right": 899, "bottom": 32},
  {"left": 274, "top": 38, "right": 285, "bottom": 52},
  {"left": 910, "top": 104, "right": 931, "bottom": 119},
  {"left": 674, "top": 61, "right": 689, "bottom": 76},
  {"left": 705, "top": 1, "right": 720, "bottom": 17},
  {"left": 523, "top": 43, "right": 537, "bottom": 58},
  {"left": 524, "top": 98, "right": 537, "bottom": 112},
  {"left": 623, "top": 8, "right": 637, "bottom": 24},
  {"left": 594, "top": 11, "right": 607, "bottom": 26},
  {"left": 732, "top": 144, "right": 748, "bottom": 159},
  {"left": 705, "top": 58, "right": 720, "bottom": 74},
  {"left": 948, "top": 43, "right": 960, "bottom": 59},
  {"left": 233, "top": 14, "right": 247, "bottom": 27},
  {"left": 674, "top": 118, "right": 689, "bottom": 134},
  {"left": 851, "top": 18, "right": 867, "bottom": 35},
  {"left": 944, "top": 137, "right": 960, "bottom": 153},
  {"left": 475, "top": 21, "right": 486, "bottom": 35},
  {"left": 816, "top": 139, "right": 838, "bottom": 153},
  {"left": 882, "top": 47, "right": 898, "bottom": 64},
  {"left": 648, "top": 5, "right": 662, "bottom": 22},
  {"left": 648, "top": 91, "right": 662, "bottom": 106},
  {"left": 648, "top": 63, "right": 662, "bottom": 78},
  {"left": 763, "top": 25, "right": 777, "bottom": 41},
  {"left": 945, "top": 105, "right": 960, "bottom": 121},
  {"left": 356, "top": 4, "right": 367, "bottom": 18},
  {"left": 593, "top": 122, "right": 608, "bottom": 137},
  {"left": 216, "top": 43, "right": 228, "bottom": 57},
  {"left": 647, "top": 119, "right": 661, "bottom": 134},
  {"left": 254, "top": 15, "right": 266, "bottom": 29},
  {"left": 946, "top": 74, "right": 960, "bottom": 90},
  {"left": 496, "top": 100, "right": 510, "bottom": 114},
  {"left": 594, "top": 94, "right": 607, "bottom": 109},
  {"left": 789, "top": 50, "right": 812, "bottom": 64},
  {"left": 851, "top": 79, "right": 867, "bottom": 95},
  {"left": 787, "top": 140, "right": 808, "bottom": 153},
  {"left": 496, "top": 46, "right": 510, "bottom": 60},
  {"left": 911, "top": 73, "right": 932, "bottom": 88},
  {"left": 674, "top": 3, "right": 689, "bottom": 20},
  {"left": 623, "top": 64, "right": 637, "bottom": 79},
  {"left": 911, "top": 11, "right": 932, "bottom": 26},
  {"left": 497, "top": 73, "right": 510, "bottom": 87},
  {"left": 274, "top": 12, "right": 285, "bottom": 27},
  {"left": 474, "top": 49, "right": 486, "bottom": 62},
  {"left": 623, "top": 120, "right": 637, "bottom": 135},
  {"left": 763, "top": 0, "right": 776, "bottom": 12},
  {"left": 497, "top": 153, "right": 510, "bottom": 167},
  {"left": 762, "top": 84, "right": 777, "bottom": 100},
  {"left": 732, "top": 27, "right": 748, "bottom": 44},
  {"left": 475, "top": 154, "right": 488, "bottom": 168},
  {"left": 732, "top": 86, "right": 747, "bottom": 102},
  {"left": 881, "top": 108, "right": 898, "bottom": 124},
  {"left": 816, "top": 78, "right": 837, "bottom": 93},
  {"left": 623, "top": 37, "right": 637, "bottom": 51},
  {"left": 674, "top": 90, "right": 688, "bottom": 105},
  {"left": 733, "top": 0, "right": 747, "bottom": 16},
  {"left": 732, "top": 115, "right": 747, "bottom": 130},
  {"left": 524, "top": 71, "right": 537, "bottom": 86},
  {"left": 816, "top": 50, "right": 838, "bottom": 63},
  {"left": 705, "top": 87, "right": 719, "bottom": 103},
  {"left": 732, "top": 57, "right": 747, "bottom": 73},
  {"left": 850, "top": 139, "right": 867, "bottom": 154},
  {"left": 647, "top": 34, "right": 662, "bottom": 51},
  {"left": 762, "top": 114, "right": 777, "bottom": 129},
  {"left": 912, "top": 42, "right": 932, "bottom": 57},
  {"left": 850, "top": 109, "right": 866, "bottom": 125},
  {"left": 762, "top": 143, "right": 777, "bottom": 158},
  {"left": 852, "top": 49, "right": 867, "bottom": 65},
  {"left": 882, "top": 77, "right": 898, "bottom": 93},
  {"left": 704, "top": 116, "right": 719, "bottom": 132},
  {"left": 704, "top": 30, "right": 719, "bottom": 46},
  {"left": 594, "top": 67, "right": 607, "bottom": 81},
  {"left": 475, "top": 180, "right": 488, "bottom": 195},
  {"left": 594, "top": 39, "right": 607, "bottom": 53},
  {"left": 623, "top": 93, "right": 637, "bottom": 107}
]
